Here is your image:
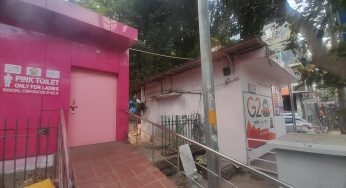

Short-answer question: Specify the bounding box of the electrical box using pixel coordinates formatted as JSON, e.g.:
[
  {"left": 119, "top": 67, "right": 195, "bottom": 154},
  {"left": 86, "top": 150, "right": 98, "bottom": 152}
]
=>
[{"left": 223, "top": 66, "right": 231, "bottom": 76}]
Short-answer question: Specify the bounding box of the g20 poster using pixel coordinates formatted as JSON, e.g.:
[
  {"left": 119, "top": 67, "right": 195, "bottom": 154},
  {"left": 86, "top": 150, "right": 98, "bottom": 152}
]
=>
[{"left": 243, "top": 92, "right": 276, "bottom": 148}]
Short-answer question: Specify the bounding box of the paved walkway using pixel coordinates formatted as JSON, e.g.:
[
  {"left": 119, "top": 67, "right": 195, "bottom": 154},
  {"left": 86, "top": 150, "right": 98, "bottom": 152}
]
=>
[{"left": 70, "top": 142, "right": 176, "bottom": 188}]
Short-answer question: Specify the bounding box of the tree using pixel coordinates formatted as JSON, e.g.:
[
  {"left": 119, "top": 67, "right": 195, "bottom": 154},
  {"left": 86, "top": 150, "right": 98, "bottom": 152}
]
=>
[
  {"left": 215, "top": 0, "right": 346, "bottom": 133},
  {"left": 78, "top": 0, "right": 201, "bottom": 94},
  {"left": 284, "top": 0, "right": 346, "bottom": 80},
  {"left": 281, "top": 0, "right": 346, "bottom": 133},
  {"left": 297, "top": 64, "right": 346, "bottom": 133},
  {"left": 214, "top": 0, "right": 346, "bottom": 79}
]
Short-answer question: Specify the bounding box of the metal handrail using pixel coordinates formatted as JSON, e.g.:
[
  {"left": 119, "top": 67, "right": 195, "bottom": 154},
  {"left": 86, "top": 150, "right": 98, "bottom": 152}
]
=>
[
  {"left": 245, "top": 137, "right": 272, "bottom": 142},
  {"left": 126, "top": 112, "right": 294, "bottom": 188},
  {"left": 58, "top": 110, "right": 75, "bottom": 188}
]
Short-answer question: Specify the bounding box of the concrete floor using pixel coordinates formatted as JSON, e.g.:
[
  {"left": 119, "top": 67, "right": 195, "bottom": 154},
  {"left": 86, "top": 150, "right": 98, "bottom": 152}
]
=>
[{"left": 70, "top": 142, "right": 176, "bottom": 188}]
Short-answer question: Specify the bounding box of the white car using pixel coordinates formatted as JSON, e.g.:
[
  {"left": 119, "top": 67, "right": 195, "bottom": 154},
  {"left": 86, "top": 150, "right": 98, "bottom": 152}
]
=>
[{"left": 284, "top": 113, "right": 314, "bottom": 133}]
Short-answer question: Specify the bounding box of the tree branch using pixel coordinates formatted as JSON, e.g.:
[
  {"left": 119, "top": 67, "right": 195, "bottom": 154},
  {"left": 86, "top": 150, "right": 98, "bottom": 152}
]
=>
[{"left": 284, "top": 1, "right": 346, "bottom": 80}]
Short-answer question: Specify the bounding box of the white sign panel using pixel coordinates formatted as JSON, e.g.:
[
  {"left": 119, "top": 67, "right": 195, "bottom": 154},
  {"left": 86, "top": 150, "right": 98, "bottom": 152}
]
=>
[
  {"left": 243, "top": 92, "right": 276, "bottom": 149},
  {"left": 5, "top": 64, "right": 22, "bottom": 74},
  {"left": 179, "top": 144, "right": 197, "bottom": 179},
  {"left": 2, "top": 64, "right": 60, "bottom": 96},
  {"left": 26, "top": 67, "right": 42, "bottom": 77},
  {"left": 46, "top": 69, "right": 60, "bottom": 79}
]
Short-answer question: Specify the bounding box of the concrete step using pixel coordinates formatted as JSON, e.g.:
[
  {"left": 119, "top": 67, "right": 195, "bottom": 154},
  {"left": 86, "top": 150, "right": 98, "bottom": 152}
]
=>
[{"left": 250, "top": 152, "right": 278, "bottom": 175}]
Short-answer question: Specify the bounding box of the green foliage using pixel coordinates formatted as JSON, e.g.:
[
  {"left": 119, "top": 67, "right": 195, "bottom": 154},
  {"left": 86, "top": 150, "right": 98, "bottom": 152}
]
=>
[
  {"left": 230, "top": 0, "right": 286, "bottom": 39},
  {"left": 295, "top": 64, "right": 345, "bottom": 104},
  {"left": 196, "top": 155, "right": 207, "bottom": 166},
  {"left": 209, "top": 0, "right": 239, "bottom": 44},
  {"left": 211, "top": 38, "right": 240, "bottom": 49},
  {"left": 283, "top": 27, "right": 300, "bottom": 55},
  {"left": 296, "top": 64, "right": 346, "bottom": 88},
  {"left": 331, "top": 0, "right": 346, "bottom": 9},
  {"left": 338, "top": 108, "right": 346, "bottom": 117},
  {"left": 318, "top": 87, "right": 337, "bottom": 100},
  {"left": 214, "top": 0, "right": 286, "bottom": 39},
  {"left": 330, "top": 42, "right": 346, "bottom": 57}
]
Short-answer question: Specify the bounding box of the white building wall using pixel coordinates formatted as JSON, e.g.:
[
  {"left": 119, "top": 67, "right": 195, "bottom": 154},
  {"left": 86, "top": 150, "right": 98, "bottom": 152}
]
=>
[
  {"left": 141, "top": 47, "right": 288, "bottom": 163},
  {"left": 142, "top": 67, "right": 203, "bottom": 122},
  {"left": 212, "top": 59, "right": 246, "bottom": 163},
  {"left": 141, "top": 68, "right": 204, "bottom": 139},
  {"left": 236, "top": 52, "right": 287, "bottom": 138},
  {"left": 142, "top": 58, "right": 248, "bottom": 162}
]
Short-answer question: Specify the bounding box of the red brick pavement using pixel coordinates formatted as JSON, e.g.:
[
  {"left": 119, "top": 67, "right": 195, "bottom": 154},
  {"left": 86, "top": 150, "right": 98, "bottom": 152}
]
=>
[{"left": 70, "top": 142, "right": 176, "bottom": 188}]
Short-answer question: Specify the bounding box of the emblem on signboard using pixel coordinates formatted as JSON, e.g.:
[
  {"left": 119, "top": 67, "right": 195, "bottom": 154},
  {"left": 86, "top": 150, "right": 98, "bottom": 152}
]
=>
[
  {"left": 261, "top": 99, "right": 271, "bottom": 117},
  {"left": 46, "top": 70, "right": 60, "bottom": 79},
  {"left": 30, "top": 68, "right": 39, "bottom": 76},
  {"left": 26, "top": 67, "right": 42, "bottom": 77},
  {"left": 5, "top": 64, "right": 22, "bottom": 74},
  {"left": 4, "top": 74, "right": 13, "bottom": 87}
]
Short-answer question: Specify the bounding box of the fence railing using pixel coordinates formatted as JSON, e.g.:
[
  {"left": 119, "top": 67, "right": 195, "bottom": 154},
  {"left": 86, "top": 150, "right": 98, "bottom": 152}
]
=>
[
  {"left": 0, "top": 119, "right": 58, "bottom": 188},
  {"left": 161, "top": 114, "right": 204, "bottom": 156},
  {"left": 127, "top": 112, "right": 294, "bottom": 188},
  {"left": 0, "top": 110, "right": 74, "bottom": 188}
]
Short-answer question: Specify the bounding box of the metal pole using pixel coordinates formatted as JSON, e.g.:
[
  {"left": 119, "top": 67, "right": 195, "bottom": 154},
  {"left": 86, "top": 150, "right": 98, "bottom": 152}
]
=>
[
  {"left": 2, "top": 119, "right": 7, "bottom": 188},
  {"left": 177, "top": 148, "right": 180, "bottom": 173},
  {"left": 13, "top": 119, "right": 18, "bottom": 188},
  {"left": 289, "top": 84, "right": 297, "bottom": 131},
  {"left": 197, "top": 0, "right": 220, "bottom": 187},
  {"left": 151, "top": 125, "right": 155, "bottom": 163},
  {"left": 24, "top": 118, "right": 30, "bottom": 182}
]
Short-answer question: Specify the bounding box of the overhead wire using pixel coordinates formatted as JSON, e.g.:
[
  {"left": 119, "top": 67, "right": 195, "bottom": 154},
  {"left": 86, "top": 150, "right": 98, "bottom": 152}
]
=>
[
  {"left": 129, "top": 48, "right": 194, "bottom": 60},
  {"left": 134, "top": 46, "right": 237, "bottom": 109}
]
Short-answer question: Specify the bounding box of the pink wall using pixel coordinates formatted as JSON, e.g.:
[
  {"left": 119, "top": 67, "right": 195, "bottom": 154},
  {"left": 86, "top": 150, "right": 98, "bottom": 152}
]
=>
[{"left": 0, "top": 21, "right": 132, "bottom": 160}]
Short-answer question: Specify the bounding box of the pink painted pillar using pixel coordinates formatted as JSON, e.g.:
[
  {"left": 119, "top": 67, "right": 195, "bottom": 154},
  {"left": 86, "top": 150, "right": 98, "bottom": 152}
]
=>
[{"left": 116, "top": 50, "right": 129, "bottom": 141}]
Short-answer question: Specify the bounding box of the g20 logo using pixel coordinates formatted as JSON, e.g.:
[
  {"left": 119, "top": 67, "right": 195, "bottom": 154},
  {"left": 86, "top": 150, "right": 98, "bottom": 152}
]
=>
[{"left": 247, "top": 97, "right": 262, "bottom": 118}]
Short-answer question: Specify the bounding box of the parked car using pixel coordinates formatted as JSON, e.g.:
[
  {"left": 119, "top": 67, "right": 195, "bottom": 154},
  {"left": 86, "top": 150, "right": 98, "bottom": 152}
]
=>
[{"left": 284, "top": 113, "right": 314, "bottom": 133}]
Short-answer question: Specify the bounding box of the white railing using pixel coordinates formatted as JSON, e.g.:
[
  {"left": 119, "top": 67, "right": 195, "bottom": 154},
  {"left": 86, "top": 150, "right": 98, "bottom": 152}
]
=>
[
  {"left": 57, "top": 110, "right": 75, "bottom": 188},
  {"left": 127, "top": 112, "right": 294, "bottom": 188}
]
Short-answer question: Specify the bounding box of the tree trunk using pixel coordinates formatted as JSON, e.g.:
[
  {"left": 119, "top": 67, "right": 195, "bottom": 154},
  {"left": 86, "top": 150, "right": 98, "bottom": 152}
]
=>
[
  {"left": 299, "top": 93, "right": 306, "bottom": 120},
  {"left": 337, "top": 87, "right": 346, "bottom": 134},
  {"left": 284, "top": 1, "right": 346, "bottom": 80},
  {"left": 326, "top": 1, "right": 338, "bottom": 47}
]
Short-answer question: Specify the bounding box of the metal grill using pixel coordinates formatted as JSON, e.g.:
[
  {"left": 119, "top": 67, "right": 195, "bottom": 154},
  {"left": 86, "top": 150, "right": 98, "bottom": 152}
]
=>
[
  {"left": 0, "top": 118, "right": 58, "bottom": 188},
  {"left": 161, "top": 114, "right": 204, "bottom": 156},
  {"left": 0, "top": 110, "right": 74, "bottom": 188}
]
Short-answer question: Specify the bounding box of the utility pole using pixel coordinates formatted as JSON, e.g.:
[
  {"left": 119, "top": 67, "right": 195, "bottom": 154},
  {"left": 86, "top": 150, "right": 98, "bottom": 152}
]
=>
[
  {"left": 197, "top": 0, "right": 220, "bottom": 187},
  {"left": 289, "top": 84, "right": 297, "bottom": 131}
]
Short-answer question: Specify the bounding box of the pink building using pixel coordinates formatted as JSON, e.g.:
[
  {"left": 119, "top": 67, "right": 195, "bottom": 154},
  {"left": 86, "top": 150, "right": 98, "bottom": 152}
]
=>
[{"left": 0, "top": 0, "right": 137, "bottom": 162}]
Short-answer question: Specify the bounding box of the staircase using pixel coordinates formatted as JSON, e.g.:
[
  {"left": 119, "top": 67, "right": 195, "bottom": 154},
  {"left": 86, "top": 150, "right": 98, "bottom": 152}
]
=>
[{"left": 248, "top": 144, "right": 278, "bottom": 175}]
